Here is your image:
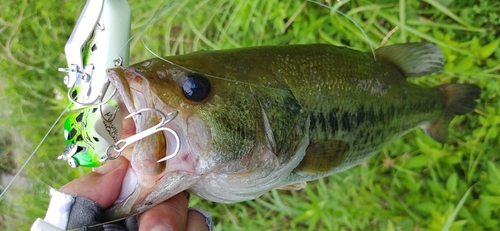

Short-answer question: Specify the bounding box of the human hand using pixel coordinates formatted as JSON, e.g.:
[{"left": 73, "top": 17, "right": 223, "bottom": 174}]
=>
[{"left": 59, "top": 156, "right": 210, "bottom": 231}]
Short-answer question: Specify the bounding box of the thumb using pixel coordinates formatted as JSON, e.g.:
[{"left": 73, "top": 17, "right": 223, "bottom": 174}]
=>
[{"left": 59, "top": 156, "right": 129, "bottom": 209}]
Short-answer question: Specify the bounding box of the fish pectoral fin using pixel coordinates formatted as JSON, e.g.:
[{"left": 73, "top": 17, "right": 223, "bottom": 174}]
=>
[
  {"left": 277, "top": 182, "right": 307, "bottom": 190},
  {"left": 293, "top": 140, "right": 349, "bottom": 174},
  {"left": 375, "top": 43, "right": 444, "bottom": 78},
  {"left": 423, "top": 83, "right": 481, "bottom": 144}
]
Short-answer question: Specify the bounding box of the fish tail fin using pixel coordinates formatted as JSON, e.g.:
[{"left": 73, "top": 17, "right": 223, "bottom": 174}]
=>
[{"left": 425, "top": 84, "right": 481, "bottom": 143}]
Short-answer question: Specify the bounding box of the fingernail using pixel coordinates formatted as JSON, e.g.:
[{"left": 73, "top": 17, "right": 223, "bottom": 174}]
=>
[
  {"left": 92, "top": 158, "right": 122, "bottom": 174},
  {"left": 150, "top": 225, "right": 172, "bottom": 231}
]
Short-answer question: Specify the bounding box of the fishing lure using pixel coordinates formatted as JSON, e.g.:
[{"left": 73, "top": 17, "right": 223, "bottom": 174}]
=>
[
  {"left": 56, "top": 0, "right": 131, "bottom": 168},
  {"left": 56, "top": 0, "right": 180, "bottom": 169}
]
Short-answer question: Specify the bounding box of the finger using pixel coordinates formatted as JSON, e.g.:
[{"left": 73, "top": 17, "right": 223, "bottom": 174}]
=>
[
  {"left": 59, "top": 156, "right": 129, "bottom": 208},
  {"left": 186, "top": 210, "right": 210, "bottom": 231},
  {"left": 137, "top": 192, "right": 188, "bottom": 231}
]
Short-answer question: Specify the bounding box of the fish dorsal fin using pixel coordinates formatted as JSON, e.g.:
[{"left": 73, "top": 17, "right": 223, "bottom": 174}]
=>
[
  {"left": 293, "top": 140, "right": 349, "bottom": 174},
  {"left": 375, "top": 43, "right": 444, "bottom": 78}
]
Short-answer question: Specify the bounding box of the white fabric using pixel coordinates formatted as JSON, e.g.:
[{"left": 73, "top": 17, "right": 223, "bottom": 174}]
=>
[
  {"left": 31, "top": 218, "right": 65, "bottom": 231},
  {"left": 43, "top": 188, "right": 75, "bottom": 229}
]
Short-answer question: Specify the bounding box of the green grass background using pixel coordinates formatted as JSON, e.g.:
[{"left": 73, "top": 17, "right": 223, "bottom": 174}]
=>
[{"left": 1, "top": 0, "right": 499, "bottom": 230}]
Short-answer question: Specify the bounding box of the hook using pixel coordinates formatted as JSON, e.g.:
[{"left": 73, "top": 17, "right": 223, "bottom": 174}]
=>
[
  {"left": 103, "top": 108, "right": 179, "bottom": 162},
  {"left": 156, "top": 127, "right": 180, "bottom": 163},
  {"left": 67, "top": 78, "right": 116, "bottom": 107}
]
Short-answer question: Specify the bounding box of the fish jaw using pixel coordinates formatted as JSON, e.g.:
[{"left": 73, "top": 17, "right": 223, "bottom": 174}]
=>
[{"left": 105, "top": 67, "right": 211, "bottom": 219}]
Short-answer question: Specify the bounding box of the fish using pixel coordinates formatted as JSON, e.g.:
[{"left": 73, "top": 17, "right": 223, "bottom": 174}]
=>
[{"left": 104, "top": 43, "right": 480, "bottom": 219}]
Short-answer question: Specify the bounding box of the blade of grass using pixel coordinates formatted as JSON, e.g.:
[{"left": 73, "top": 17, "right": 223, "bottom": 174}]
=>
[
  {"left": 422, "top": 0, "right": 475, "bottom": 29},
  {"left": 441, "top": 184, "right": 474, "bottom": 231},
  {"left": 399, "top": 0, "right": 406, "bottom": 41},
  {"left": 377, "top": 10, "right": 472, "bottom": 55},
  {"left": 407, "top": 19, "right": 487, "bottom": 32}
]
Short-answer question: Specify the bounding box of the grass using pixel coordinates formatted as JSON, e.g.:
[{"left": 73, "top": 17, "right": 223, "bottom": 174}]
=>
[{"left": 1, "top": 0, "right": 499, "bottom": 230}]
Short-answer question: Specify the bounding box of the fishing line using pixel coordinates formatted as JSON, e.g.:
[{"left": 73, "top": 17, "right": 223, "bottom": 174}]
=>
[
  {"left": 65, "top": 212, "right": 143, "bottom": 231},
  {"left": 1, "top": 1, "right": 149, "bottom": 223},
  {"left": 0, "top": 105, "right": 69, "bottom": 199},
  {"left": 141, "top": 0, "right": 377, "bottom": 92},
  {"left": 2, "top": 2, "right": 140, "bottom": 200},
  {"left": 140, "top": 1, "right": 290, "bottom": 92},
  {"left": 308, "top": 0, "right": 377, "bottom": 61}
]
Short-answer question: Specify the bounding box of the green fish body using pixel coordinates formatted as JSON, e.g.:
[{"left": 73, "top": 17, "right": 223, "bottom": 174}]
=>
[{"left": 105, "top": 43, "right": 480, "bottom": 219}]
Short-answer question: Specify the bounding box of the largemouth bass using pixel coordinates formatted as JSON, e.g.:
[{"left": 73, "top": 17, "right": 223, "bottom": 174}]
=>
[{"left": 105, "top": 43, "right": 480, "bottom": 219}]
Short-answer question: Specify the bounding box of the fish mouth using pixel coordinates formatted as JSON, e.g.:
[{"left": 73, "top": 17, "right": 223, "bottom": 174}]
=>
[
  {"left": 110, "top": 66, "right": 173, "bottom": 177},
  {"left": 105, "top": 67, "right": 204, "bottom": 220}
]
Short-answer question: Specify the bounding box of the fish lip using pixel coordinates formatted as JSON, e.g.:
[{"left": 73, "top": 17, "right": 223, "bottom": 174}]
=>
[{"left": 107, "top": 67, "right": 134, "bottom": 113}]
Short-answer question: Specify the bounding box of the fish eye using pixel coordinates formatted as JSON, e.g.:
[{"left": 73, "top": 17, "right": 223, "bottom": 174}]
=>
[{"left": 182, "top": 73, "right": 211, "bottom": 102}]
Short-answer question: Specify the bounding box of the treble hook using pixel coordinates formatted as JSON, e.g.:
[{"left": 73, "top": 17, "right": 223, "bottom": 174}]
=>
[{"left": 103, "top": 108, "right": 180, "bottom": 162}]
